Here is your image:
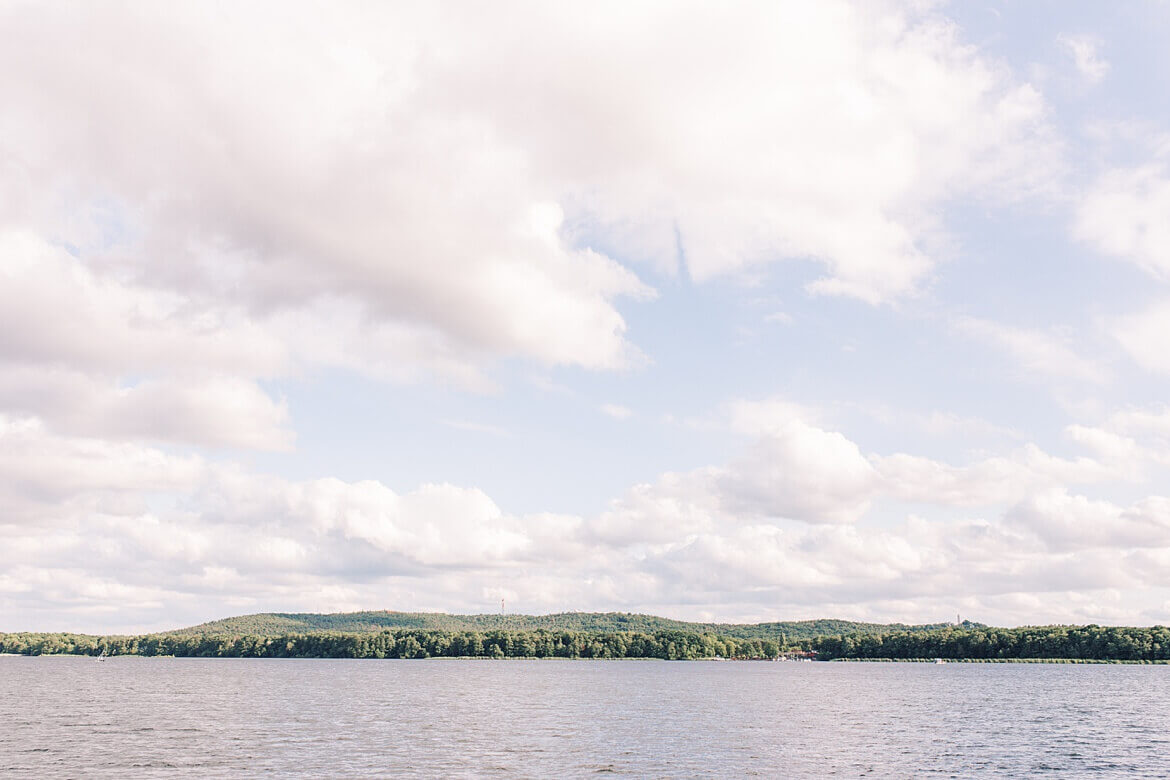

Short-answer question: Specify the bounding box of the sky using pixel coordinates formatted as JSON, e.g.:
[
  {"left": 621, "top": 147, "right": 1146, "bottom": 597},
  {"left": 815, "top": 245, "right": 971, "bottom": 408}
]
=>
[{"left": 3, "top": 1, "right": 1170, "bottom": 633}]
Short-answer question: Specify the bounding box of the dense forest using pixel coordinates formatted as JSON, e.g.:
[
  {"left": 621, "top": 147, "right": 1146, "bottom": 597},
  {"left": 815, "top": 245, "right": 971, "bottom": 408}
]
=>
[
  {"left": 173, "top": 610, "right": 965, "bottom": 642},
  {"left": 8, "top": 611, "right": 1166, "bottom": 662},
  {"left": 0, "top": 628, "right": 781, "bottom": 660},
  {"left": 5, "top": 623, "right": 1169, "bottom": 661},
  {"left": 812, "top": 625, "right": 1170, "bottom": 661}
]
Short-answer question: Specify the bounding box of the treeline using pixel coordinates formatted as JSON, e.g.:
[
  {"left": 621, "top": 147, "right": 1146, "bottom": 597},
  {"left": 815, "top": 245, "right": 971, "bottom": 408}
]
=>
[
  {"left": 175, "top": 609, "right": 968, "bottom": 642},
  {"left": 8, "top": 625, "right": 1170, "bottom": 661},
  {"left": 813, "top": 625, "right": 1170, "bottom": 661},
  {"left": 0, "top": 629, "right": 781, "bottom": 660}
]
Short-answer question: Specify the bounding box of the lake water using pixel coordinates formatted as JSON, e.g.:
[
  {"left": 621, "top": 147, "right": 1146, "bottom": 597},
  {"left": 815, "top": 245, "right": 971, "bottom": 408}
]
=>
[{"left": 2, "top": 657, "right": 1169, "bottom": 777}]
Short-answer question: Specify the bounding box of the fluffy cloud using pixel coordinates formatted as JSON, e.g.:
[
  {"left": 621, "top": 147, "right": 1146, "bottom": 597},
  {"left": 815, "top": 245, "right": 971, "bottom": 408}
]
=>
[
  {"left": 1108, "top": 405, "right": 1170, "bottom": 439},
  {"left": 719, "top": 408, "right": 877, "bottom": 523},
  {"left": 1113, "top": 301, "right": 1170, "bottom": 376},
  {"left": 0, "top": 416, "right": 206, "bottom": 522},
  {"left": 600, "top": 404, "right": 634, "bottom": 420},
  {"left": 469, "top": 1, "right": 1054, "bottom": 301},
  {"left": 0, "top": 230, "right": 295, "bottom": 448},
  {"left": 0, "top": 233, "right": 285, "bottom": 376},
  {"left": 1058, "top": 34, "right": 1110, "bottom": 85},
  {"left": 954, "top": 316, "right": 1107, "bottom": 385},
  {"left": 1005, "top": 489, "right": 1170, "bottom": 552},
  {"left": 1077, "top": 150, "right": 1170, "bottom": 280},
  {"left": 0, "top": 366, "right": 293, "bottom": 452},
  {"left": 585, "top": 402, "right": 1170, "bottom": 623}
]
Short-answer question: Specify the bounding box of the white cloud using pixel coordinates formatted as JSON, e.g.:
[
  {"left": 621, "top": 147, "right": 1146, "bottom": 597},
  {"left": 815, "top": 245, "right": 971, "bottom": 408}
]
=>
[
  {"left": 0, "top": 416, "right": 206, "bottom": 524},
  {"left": 1113, "top": 301, "right": 1170, "bottom": 375},
  {"left": 1078, "top": 161, "right": 1170, "bottom": 279},
  {"left": 543, "top": 2, "right": 1055, "bottom": 302},
  {"left": 0, "top": 368, "right": 293, "bottom": 452},
  {"left": 591, "top": 468, "right": 725, "bottom": 546},
  {"left": 1056, "top": 410, "right": 1170, "bottom": 476},
  {"left": 875, "top": 445, "right": 1112, "bottom": 507},
  {"left": 1006, "top": 489, "right": 1170, "bottom": 552},
  {"left": 848, "top": 403, "right": 1022, "bottom": 443},
  {"left": 1064, "top": 424, "right": 1149, "bottom": 468},
  {"left": 602, "top": 400, "right": 1132, "bottom": 539},
  {"left": 1059, "top": 34, "right": 1110, "bottom": 84},
  {"left": 0, "top": 230, "right": 295, "bottom": 448},
  {"left": 720, "top": 421, "right": 877, "bottom": 524},
  {"left": 0, "top": 231, "right": 288, "bottom": 378},
  {"left": 763, "top": 311, "right": 794, "bottom": 325},
  {"left": 913, "top": 410, "right": 1022, "bottom": 441},
  {"left": 1108, "top": 405, "right": 1170, "bottom": 439},
  {"left": 440, "top": 419, "right": 510, "bottom": 437},
  {"left": 955, "top": 316, "right": 1108, "bottom": 384},
  {"left": 727, "top": 398, "right": 822, "bottom": 436},
  {"left": 600, "top": 403, "right": 633, "bottom": 420}
]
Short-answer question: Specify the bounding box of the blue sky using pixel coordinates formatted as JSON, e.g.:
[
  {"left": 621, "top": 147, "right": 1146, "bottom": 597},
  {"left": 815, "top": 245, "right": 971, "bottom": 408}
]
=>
[{"left": 4, "top": 1, "right": 1170, "bottom": 632}]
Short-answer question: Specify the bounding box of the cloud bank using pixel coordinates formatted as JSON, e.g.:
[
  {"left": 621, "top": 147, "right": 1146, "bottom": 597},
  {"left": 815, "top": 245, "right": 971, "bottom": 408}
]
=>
[{"left": 6, "top": 402, "right": 1170, "bottom": 632}]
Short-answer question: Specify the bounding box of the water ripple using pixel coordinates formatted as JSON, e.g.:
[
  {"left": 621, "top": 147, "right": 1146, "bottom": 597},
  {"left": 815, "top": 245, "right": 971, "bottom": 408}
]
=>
[{"left": 2, "top": 658, "right": 1170, "bottom": 777}]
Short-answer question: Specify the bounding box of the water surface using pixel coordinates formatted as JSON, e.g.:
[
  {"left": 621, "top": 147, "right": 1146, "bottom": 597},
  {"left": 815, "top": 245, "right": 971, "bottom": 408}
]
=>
[{"left": 2, "top": 657, "right": 1168, "bottom": 777}]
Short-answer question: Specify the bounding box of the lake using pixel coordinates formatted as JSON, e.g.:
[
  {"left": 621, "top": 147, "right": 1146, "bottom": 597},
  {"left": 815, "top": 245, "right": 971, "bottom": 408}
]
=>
[{"left": 2, "top": 657, "right": 1168, "bottom": 777}]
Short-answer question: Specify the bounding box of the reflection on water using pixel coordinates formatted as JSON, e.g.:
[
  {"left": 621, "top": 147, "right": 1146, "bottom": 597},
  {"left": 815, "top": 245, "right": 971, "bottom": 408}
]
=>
[{"left": 3, "top": 657, "right": 1169, "bottom": 777}]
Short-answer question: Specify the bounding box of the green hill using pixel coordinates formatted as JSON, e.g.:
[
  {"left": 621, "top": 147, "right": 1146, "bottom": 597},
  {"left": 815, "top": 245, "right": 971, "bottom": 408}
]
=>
[{"left": 170, "top": 610, "right": 974, "bottom": 641}]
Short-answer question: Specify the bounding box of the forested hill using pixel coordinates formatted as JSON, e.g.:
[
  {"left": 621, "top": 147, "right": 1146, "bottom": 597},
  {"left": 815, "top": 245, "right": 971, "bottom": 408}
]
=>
[{"left": 170, "top": 610, "right": 972, "bottom": 641}]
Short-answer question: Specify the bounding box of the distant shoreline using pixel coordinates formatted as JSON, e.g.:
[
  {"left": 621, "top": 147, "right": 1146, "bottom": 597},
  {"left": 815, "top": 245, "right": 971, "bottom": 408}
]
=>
[
  {"left": 5, "top": 611, "right": 1170, "bottom": 663},
  {"left": 5, "top": 619, "right": 1170, "bottom": 663}
]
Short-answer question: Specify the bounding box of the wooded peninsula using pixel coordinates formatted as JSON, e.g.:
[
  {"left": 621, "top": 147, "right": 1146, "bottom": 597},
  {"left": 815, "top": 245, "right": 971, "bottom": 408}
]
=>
[{"left": 3, "top": 611, "right": 1168, "bottom": 662}]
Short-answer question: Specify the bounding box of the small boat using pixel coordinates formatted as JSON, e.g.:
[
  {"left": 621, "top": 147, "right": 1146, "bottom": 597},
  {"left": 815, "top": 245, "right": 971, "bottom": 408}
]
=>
[
  {"left": 96, "top": 650, "right": 108, "bottom": 662},
  {"left": 934, "top": 658, "right": 946, "bottom": 664}
]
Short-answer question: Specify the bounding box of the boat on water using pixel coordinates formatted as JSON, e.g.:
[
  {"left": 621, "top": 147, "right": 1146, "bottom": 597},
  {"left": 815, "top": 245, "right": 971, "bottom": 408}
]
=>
[
  {"left": 96, "top": 650, "right": 108, "bottom": 662},
  {"left": 934, "top": 658, "right": 946, "bottom": 664}
]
